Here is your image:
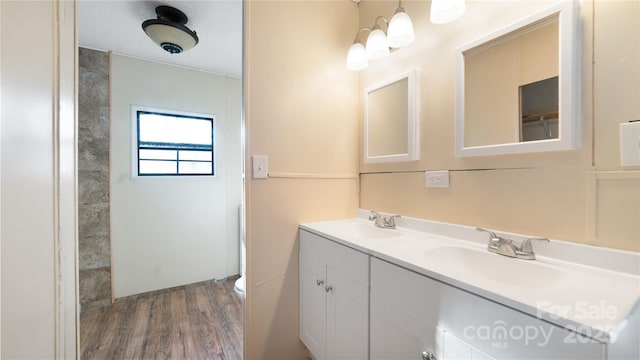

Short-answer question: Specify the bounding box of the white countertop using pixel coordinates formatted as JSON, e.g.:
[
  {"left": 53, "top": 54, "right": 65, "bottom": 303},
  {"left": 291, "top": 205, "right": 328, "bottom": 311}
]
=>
[{"left": 300, "top": 210, "right": 640, "bottom": 344}]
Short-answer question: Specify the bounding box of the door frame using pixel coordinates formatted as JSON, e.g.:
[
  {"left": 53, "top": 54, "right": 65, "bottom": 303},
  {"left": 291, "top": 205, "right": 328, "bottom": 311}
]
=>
[
  {"left": 56, "top": 0, "right": 80, "bottom": 358},
  {"left": 57, "top": 1, "right": 248, "bottom": 358}
]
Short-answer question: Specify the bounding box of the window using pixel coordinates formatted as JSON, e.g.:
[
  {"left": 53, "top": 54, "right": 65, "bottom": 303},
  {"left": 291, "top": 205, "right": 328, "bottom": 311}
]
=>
[{"left": 134, "top": 107, "right": 215, "bottom": 176}]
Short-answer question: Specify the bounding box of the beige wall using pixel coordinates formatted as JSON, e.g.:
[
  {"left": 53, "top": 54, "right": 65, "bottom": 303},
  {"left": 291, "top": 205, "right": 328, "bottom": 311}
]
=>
[
  {"left": 244, "top": 1, "right": 359, "bottom": 358},
  {"left": 590, "top": 0, "right": 640, "bottom": 250},
  {"left": 244, "top": 1, "right": 638, "bottom": 358},
  {"left": 359, "top": 0, "right": 639, "bottom": 252}
]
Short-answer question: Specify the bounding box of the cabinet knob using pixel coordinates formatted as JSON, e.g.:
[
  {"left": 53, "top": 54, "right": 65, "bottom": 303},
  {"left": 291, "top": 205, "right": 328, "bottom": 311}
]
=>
[
  {"left": 316, "top": 279, "right": 324, "bottom": 286},
  {"left": 324, "top": 285, "right": 333, "bottom": 293},
  {"left": 421, "top": 351, "right": 436, "bottom": 360}
]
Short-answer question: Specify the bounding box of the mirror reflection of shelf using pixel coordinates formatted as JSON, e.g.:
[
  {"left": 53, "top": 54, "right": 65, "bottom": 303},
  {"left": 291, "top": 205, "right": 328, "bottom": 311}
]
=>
[
  {"left": 521, "top": 109, "right": 558, "bottom": 140},
  {"left": 521, "top": 110, "right": 559, "bottom": 123}
]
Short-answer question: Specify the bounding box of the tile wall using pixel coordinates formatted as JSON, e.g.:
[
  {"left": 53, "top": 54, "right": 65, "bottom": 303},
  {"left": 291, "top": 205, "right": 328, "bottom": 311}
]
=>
[{"left": 78, "top": 47, "right": 111, "bottom": 310}]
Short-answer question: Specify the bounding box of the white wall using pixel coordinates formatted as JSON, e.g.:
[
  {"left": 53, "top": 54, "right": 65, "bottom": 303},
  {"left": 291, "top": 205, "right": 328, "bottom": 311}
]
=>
[
  {"left": 1, "top": 1, "right": 77, "bottom": 358},
  {"left": 1, "top": 2, "right": 55, "bottom": 356},
  {"left": 110, "top": 54, "right": 242, "bottom": 298}
]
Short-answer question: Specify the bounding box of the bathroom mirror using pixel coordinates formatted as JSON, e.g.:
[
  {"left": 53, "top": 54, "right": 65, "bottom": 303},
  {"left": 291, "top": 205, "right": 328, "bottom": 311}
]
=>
[
  {"left": 364, "top": 69, "right": 419, "bottom": 163},
  {"left": 455, "top": 1, "right": 579, "bottom": 157}
]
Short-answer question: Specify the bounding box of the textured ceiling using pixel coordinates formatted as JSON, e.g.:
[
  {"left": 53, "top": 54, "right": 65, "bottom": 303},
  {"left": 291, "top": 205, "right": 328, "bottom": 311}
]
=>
[{"left": 78, "top": 0, "right": 242, "bottom": 78}]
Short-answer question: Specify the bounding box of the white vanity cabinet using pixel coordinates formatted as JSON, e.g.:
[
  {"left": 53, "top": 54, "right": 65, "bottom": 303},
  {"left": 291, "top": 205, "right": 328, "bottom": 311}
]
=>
[
  {"left": 370, "top": 287, "right": 444, "bottom": 360},
  {"left": 370, "top": 258, "right": 604, "bottom": 360},
  {"left": 299, "top": 229, "right": 370, "bottom": 360}
]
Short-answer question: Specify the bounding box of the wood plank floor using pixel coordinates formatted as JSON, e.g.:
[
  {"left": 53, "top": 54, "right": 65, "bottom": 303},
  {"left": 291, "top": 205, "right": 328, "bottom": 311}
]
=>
[{"left": 80, "top": 278, "right": 243, "bottom": 360}]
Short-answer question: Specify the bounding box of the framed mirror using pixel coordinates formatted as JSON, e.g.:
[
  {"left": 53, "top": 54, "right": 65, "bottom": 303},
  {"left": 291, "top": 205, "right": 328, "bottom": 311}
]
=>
[
  {"left": 455, "top": 1, "right": 579, "bottom": 157},
  {"left": 364, "top": 69, "right": 419, "bottom": 163}
]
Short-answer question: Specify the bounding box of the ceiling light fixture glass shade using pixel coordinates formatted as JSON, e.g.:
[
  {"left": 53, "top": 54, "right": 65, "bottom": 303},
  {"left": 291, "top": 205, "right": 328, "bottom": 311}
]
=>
[
  {"left": 142, "top": 6, "right": 199, "bottom": 54},
  {"left": 346, "top": 39, "right": 368, "bottom": 71},
  {"left": 387, "top": 3, "right": 414, "bottom": 48},
  {"left": 366, "top": 25, "right": 389, "bottom": 60},
  {"left": 430, "top": 0, "right": 466, "bottom": 24}
]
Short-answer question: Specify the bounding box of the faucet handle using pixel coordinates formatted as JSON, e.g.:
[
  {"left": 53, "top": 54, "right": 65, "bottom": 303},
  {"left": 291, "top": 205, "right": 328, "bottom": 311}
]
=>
[
  {"left": 385, "top": 215, "right": 401, "bottom": 228},
  {"left": 519, "top": 237, "right": 550, "bottom": 254},
  {"left": 368, "top": 211, "right": 380, "bottom": 221},
  {"left": 496, "top": 241, "right": 518, "bottom": 257},
  {"left": 476, "top": 227, "right": 500, "bottom": 243}
]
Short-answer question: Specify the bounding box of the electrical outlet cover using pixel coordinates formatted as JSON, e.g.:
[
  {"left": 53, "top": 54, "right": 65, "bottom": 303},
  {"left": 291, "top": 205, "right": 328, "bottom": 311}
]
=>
[{"left": 425, "top": 170, "right": 450, "bottom": 188}]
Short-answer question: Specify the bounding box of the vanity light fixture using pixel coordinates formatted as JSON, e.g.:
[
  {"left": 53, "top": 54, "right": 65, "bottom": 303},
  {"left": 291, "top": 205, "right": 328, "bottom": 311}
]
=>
[
  {"left": 366, "top": 17, "right": 391, "bottom": 60},
  {"left": 346, "top": 0, "right": 415, "bottom": 71},
  {"left": 430, "top": 0, "right": 466, "bottom": 24},
  {"left": 346, "top": 29, "right": 370, "bottom": 71},
  {"left": 387, "top": 1, "right": 415, "bottom": 48},
  {"left": 142, "top": 5, "right": 199, "bottom": 54}
]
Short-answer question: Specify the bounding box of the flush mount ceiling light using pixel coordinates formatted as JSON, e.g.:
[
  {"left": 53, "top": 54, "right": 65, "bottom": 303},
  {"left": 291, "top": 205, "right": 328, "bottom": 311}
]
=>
[
  {"left": 346, "top": 0, "right": 415, "bottom": 71},
  {"left": 142, "top": 5, "right": 199, "bottom": 54}
]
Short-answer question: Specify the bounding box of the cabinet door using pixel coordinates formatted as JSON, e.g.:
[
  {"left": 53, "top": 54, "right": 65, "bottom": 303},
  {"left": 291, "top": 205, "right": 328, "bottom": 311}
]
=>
[
  {"left": 371, "top": 258, "right": 604, "bottom": 360},
  {"left": 326, "top": 266, "right": 369, "bottom": 360},
  {"left": 300, "top": 235, "right": 327, "bottom": 359},
  {"left": 370, "top": 291, "right": 443, "bottom": 360},
  {"left": 443, "top": 331, "right": 496, "bottom": 360}
]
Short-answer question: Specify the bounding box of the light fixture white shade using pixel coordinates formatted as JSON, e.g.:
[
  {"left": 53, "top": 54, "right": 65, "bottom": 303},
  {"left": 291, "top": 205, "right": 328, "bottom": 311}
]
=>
[
  {"left": 430, "top": 0, "right": 466, "bottom": 24},
  {"left": 346, "top": 41, "right": 368, "bottom": 71},
  {"left": 387, "top": 9, "right": 414, "bottom": 48},
  {"left": 366, "top": 27, "right": 389, "bottom": 60},
  {"left": 142, "top": 6, "right": 199, "bottom": 54},
  {"left": 143, "top": 23, "right": 198, "bottom": 53}
]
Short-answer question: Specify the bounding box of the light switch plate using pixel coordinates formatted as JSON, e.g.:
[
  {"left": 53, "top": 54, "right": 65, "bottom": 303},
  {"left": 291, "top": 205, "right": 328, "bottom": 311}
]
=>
[
  {"left": 425, "top": 170, "right": 450, "bottom": 188},
  {"left": 252, "top": 155, "right": 268, "bottom": 179},
  {"left": 620, "top": 122, "right": 640, "bottom": 166}
]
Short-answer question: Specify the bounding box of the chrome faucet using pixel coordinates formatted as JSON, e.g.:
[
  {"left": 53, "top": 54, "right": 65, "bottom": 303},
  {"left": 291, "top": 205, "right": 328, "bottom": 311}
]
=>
[
  {"left": 369, "top": 211, "right": 401, "bottom": 229},
  {"left": 477, "top": 228, "right": 518, "bottom": 257},
  {"left": 476, "top": 228, "right": 549, "bottom": 260},
  {"left": 516, "top": 237, "right": 550, "bottom": 260}
]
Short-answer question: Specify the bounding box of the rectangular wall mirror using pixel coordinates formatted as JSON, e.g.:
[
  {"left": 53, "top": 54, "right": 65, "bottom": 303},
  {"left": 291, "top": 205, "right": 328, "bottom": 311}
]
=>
[
  {"left": 364, "top": 69, "right": 419, "bottom": 163},
  {"left": 455, "top": 1, "right": 580, "bottom": 157}
]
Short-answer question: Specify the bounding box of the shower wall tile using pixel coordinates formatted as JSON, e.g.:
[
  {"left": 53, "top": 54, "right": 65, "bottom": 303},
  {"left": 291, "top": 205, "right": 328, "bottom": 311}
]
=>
[
  {"left": 79, "top": 170, "right": 109, "bottom": 205},
  {"left": 79, "top": 47, "right": 109, "bottom": 74},
  {"left": 78, "top": 105, "right": 109, "bottom": 139},
  {"left": 79, "top": 71, "right": 109, "bottom": 109},
  {"left": 79, "top": 202, "right": 110, "bottom": 240},
  {"left": 79, "top": 47, "right": 111, "bottom": 311},
  {"left": 78, "top": 136, "right": 110, "bottom": 173},
  {"left": 79, "top": 234, "right": 111, "bottom": 270},
  {"left": 79, "top": 267, "right": 112, "bottom": 310}
]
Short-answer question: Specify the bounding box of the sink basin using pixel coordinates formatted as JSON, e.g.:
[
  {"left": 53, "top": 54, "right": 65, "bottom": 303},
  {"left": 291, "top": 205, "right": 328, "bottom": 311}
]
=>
[{"left": 421, "top": 246, "right": 573, "bottom": 289}]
